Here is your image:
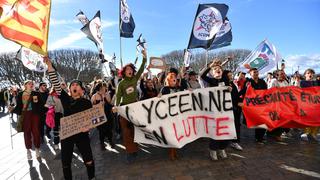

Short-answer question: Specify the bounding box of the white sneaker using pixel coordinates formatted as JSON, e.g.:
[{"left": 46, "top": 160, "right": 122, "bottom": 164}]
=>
[
  {"left": 230, "top": 143, "right": 243, "bottom": 151},
  {"left": 301, "top": 133, "right": 309, "bottom": 141},
  {"left": 27, "top": 149, "right": 32, "bottom": 160},
  {"left": 209, "top": 150, "right": 218, "bottom": 161},
  {"left": 218, "top": 150, "right": 227, "bottom": 159},
  {"left": 54, "top": 144, "right": 59, "bottom": 150},
  {"left": 35, "top": 148, "right": 41, "bottom": 158}
]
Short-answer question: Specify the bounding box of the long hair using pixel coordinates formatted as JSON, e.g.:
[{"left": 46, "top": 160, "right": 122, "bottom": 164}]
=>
[{"left": 120, "top": 63, "right": 136, "bottom": 78}]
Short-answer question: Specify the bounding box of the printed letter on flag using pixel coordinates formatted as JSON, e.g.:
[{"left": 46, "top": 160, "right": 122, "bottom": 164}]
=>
[
  {"left": 187, "top": 3, "right": 228, "bottom": 50},
  {"left": 208, "top": 17, "right": 232, "bottom": 50},
  {"left": 0, "top": 0, "right": 51, "bottom": 55},
  {"left": 237, "top": 39, "right": 281, "bottom": 75},
  {"left": 120, "top": 0, "right": 135, "bottom": 38},
  {"left": 117, "top": 87, "right": 237, "bottom": 148},
  {"left": 243, "top": 86, "right": 320, "bottom": 130}
]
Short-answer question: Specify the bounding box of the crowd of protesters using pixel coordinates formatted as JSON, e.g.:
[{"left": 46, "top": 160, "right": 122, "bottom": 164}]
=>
[{"left": 1, "top": 50, "right": 319, "bottom": 180}]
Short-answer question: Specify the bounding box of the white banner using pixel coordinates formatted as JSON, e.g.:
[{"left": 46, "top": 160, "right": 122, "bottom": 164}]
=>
[
  {"left": 60, "top": 103, "right": 107, "bottom": 140},
  {"left": 117, "top": 87, "right": 236, "bottom": 148}
]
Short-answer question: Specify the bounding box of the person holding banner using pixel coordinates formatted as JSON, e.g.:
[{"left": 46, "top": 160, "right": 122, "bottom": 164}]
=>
[
  {"left": 112, "top": 49, "right": 147, "bottom": 163},
  {"left": 300, "top": 68, "right": 319, "bottom": 142},
  {"left": 267, "top": 69, "right": 290, "bottom": 141},
  {"left": 45, "top": 58, "right": 96, "bottom": 180},
  {"left": 158, "top": 69, "right": 189, "bottom": 160},
  {"left": 11, "top": 80, "right": 43, "bottom": 160},
  {"left": 200, "top": 59, "right": 231, "bottom": 160},
  {"left": 240, "top": 68, "right": 268, "bottom": 144},
  {"left": 222, "top": 70, "right": 243, "bottom": 151}
]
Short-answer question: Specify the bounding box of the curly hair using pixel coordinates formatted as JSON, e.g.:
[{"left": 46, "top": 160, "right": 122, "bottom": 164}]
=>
[{"left": 120, "top": 63, "right": 136, "bottom": 78}]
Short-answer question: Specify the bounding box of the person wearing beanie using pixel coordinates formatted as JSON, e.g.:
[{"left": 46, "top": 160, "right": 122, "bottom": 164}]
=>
[{"left": 45, "top": 58, "right": 96, "bottom": 180}]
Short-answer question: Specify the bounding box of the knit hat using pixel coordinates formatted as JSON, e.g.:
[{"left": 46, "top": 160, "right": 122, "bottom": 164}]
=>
[
  {"left": 69, "top": 79, "right": 84, "bottom": 89},
  {"left": 39, "top": 82, "right": 47, "bottom": 87}
]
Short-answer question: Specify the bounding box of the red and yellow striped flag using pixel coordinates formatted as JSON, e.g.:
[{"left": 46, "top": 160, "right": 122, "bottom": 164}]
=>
[{"left": 0, "top": 0, "right": 51, "bottom": 55}]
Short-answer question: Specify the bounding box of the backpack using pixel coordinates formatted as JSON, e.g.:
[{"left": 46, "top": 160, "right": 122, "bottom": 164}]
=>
[{"left": 46, "top": 106, "right": 55, "bottom": 128}]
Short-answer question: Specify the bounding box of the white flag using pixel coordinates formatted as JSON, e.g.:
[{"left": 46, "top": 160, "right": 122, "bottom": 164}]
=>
[
  {"left": 238, "top": 39, "right": 282, "bottom": 75},
  {"left": 16, "top": 47, "right": 47, "bottom": 72}
]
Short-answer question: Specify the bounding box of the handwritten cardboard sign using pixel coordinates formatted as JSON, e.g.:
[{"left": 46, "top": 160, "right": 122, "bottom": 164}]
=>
[
  {"left": 117, "top": 87, "right": 236, "bottom": 148},
  {"left": 60, "top": 103, "right": 107, "bottom": 140},
  {"left": 148, "top": 57, "right": 166, "bottom": 70}
]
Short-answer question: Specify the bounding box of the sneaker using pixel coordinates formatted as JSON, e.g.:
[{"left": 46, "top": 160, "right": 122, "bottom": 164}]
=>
[
  {"left": 209, "top": 150, "right": 218, "bottom": 161},
  {"left": 35, "top": 148, "right": 41, "bottom": 158},
  {"left": 218, "top": 150, "right": 228, "bottom": 159},
  {"left": 230, "top": 143, "right": 243, "bottom": 151},
  {"left": 256, "top": 139, "right": 265, "bottom": 145},
  {"left": 27, "top": 149, "right": 32, "bottom": 160},
  {"left": 54, "top": 144, "right": 59, "bottom": 150},
  {"left": 301, "top": 133, "right": 309, "bottom": 141}
]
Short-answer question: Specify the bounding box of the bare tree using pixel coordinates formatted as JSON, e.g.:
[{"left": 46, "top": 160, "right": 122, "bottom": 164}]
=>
[
  {"left": 48, "top": 49, "right": 101, "bottom": 83},
  {"left": 0, "top": 49, "right": 102, "bottom": 86},
  {"left": 161, "top": 49, "right": 251, "bottom": 73}
]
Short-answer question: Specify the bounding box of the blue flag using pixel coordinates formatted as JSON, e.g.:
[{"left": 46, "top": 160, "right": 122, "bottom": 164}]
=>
[
  {"left": 120, "top": 0, "right": 135, "bottom": 38},
  {"left": 187, "top": 3, "right": 229, "bottom": 50},
  {"left": 209, "top": 18, "right": 232, "bottom": 50}
]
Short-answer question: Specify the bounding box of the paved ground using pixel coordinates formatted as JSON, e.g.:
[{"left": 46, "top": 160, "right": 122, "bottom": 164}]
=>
[{"left": 0, "top": 110, "right": 319, "bottom": 180}]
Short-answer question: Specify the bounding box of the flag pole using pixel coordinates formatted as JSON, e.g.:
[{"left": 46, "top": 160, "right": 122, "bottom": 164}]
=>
[
  {"left": 205, "top": 49, "right": 208, "bottom": 67},
  {"left": 119, "top": 0, "right": 123, "bottom": 68},
  {"left": 45, "top": 0, "right": 52, "bottom": 56},
  {"left": 120, "top": 36, "right": 123, "bottom": 68}
]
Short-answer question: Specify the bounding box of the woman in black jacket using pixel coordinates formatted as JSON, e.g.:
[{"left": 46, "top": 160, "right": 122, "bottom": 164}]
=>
[
  {"left": 12, "top": 80, "right": 43, "bottom": 160},
  {"left": 45, "top": 58, "right": 95, "bottom": 180}
]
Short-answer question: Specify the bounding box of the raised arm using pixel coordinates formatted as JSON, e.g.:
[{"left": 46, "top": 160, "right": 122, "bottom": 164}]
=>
[
  {"left": 44, "top": 57, "right": 62, "bottom": 95},
  {"left": 135, "top": 49, "right": 147, "bottom": 80}
]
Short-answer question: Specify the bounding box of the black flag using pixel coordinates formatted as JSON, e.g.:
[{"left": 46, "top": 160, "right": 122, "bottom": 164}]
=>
[
  {"left": 208, "top": 18, "right": 232, "bottom": 50},
  {"left": 76, "top": 10, "right": 89, "bottom": 26},
  {"left": 81, "top": 11, "right": 103, "bottom": 51},
  {"left": 187, "top": 3, "right": 229, "bottom": 50},
  {"left": 120, "top": 0, "right": 135, "bottom": 38}
]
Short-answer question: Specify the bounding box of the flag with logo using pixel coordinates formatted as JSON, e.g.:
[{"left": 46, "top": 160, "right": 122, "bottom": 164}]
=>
[
  {"left": 209, "top": 17, "right": 232, "bottom": 50},
  {"left": 120, "top": 0, "right": 135, "bottom": 38},
  {"left": 0, "top": 0, "right": 51, "bottom": 55},
  {"left": 80, "top": 10, "right": 103, "bottom": 52},
  {"left": 238, "top": 40, "right": 282, "bottom": 75},
  {"left": 76, "top": 10, "right": 89, "bottom": 26},
  {"left": 187, "top": 3, "right": 228, "bottom": 50},
  {"left": 16, "top": 47, "right": 47, "bottom": 72}
]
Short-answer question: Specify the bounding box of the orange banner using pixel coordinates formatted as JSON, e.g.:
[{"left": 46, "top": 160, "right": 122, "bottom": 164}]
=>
[
  {"left": 243, "top": 86, "right": 320, "bottom": 130},
  {"left": 0, "top": 0, "right": 51, "bottom": 55}
]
